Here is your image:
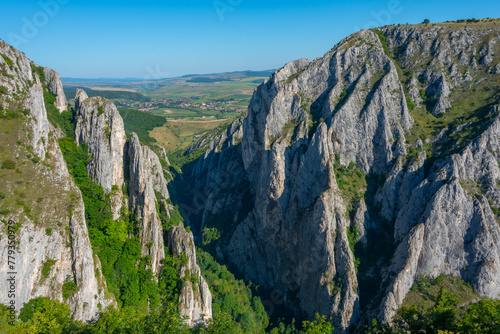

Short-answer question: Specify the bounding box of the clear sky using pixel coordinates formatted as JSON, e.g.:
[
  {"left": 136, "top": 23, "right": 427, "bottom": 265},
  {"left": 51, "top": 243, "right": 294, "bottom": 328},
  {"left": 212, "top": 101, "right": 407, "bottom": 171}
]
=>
[{"left": 1, "top": 0, "right": 499, "bottom": 79}]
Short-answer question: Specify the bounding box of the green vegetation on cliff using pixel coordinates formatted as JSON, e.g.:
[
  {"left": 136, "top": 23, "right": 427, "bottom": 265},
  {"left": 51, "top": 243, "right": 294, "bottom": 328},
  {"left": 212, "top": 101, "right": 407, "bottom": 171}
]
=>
[
  {"left": 47, "top": 104, "right": 180, "bottom": 311},
  {"left": 197, "top": 249, "right": 269, "bottom": 333},
  {"left": 40, "top": 97, "right": 274, "bottom": 334},
  {"left": 366, "top": 275, "right": 500, "bottom": 333},
  {"left": 118, "top": 108, "right": 167, "bottom": 143},
  {"left": 1, "top": 298, "right": 335, "bottom": 334}
]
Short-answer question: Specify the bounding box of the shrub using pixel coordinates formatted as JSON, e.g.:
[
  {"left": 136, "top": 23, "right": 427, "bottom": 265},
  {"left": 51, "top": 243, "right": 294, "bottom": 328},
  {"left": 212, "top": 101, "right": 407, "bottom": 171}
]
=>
[
  {"left": 406, "top": 97, "right": 416, "bottom": 112},
  {"left": 374, "top": 30, "right": 391, "bottom": 57},
  {"left": 11, "top": 221, "right": 21, "bottom": 232},
  {"left": 202, "top": 227, "right": 221, "bottom": 246},
  {"left": 62, "top": 281, "right": 78, "bottom": 299},
  {"left": 1, "top": 159, "right": 16, "bottom": 169},
  {"left": 118, "top": 108, "right": 167, "bottom": 143},
  {"left": 197, "top": 249, "right": 269, "bottom": 332},
  {"left": 18, "top": 297, "right": 72, "bottom": 332},
  {"left": 302, "top": 313, "right": 334, "bottom": 334},
  {"left": 0, "top": 110, "right": 20, "bottom": 119},
  {"left": 31, "top": 64, "right": 45, "bottom": 82},
  {"left": 45, "top": 228, "right": 52, "bottom": 236},
  {"left": 286, "top": 69, "right": 305, "bottom": 84},
  {"left": 1, "top": 54, "right": 14, "bottom": 67},
  {"left": 41, "top": 258, "right": 56, "bottom": 280}
]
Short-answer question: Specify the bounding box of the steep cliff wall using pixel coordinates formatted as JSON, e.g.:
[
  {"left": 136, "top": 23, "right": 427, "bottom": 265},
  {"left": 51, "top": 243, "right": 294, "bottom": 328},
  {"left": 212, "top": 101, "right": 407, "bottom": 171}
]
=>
[
  {"left": 0, "top": 38, "right": 115, "bottom": 321},
  {"left": 127, "top": 133, "right": 167, "bottom": 276},
  {"left": 43, "top": 67, "right": 67, "bottom": 112},
  {"left": 167, "top": 226, "right": 212, "bottom": 326},
  {"left": 183, "top": 22, "right": 500, "bottom": 331},
  {"left": 0, "top": 38, "right": 211, "bottom": 326},
  {"left": 74, "top": 90, "right": 127, "bottom": 219},
  {"left": 73, "top": 91, "right": 211, "bottom": 324}
]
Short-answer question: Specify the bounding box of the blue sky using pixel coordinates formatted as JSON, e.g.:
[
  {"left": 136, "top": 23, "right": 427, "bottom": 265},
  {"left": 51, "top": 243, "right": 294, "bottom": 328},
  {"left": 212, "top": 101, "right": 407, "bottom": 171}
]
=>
[{"left": 0, "top": 0, "right": 498, "bottom": 78}]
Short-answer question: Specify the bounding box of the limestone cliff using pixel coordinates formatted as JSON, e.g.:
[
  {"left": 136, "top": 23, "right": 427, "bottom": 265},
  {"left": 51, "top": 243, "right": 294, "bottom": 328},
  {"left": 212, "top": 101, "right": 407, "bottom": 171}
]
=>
[
  {"left": 73, "top": 91, "right": 212, "bottom": 324},
  {"left": 167, "top": 226, "right": 212, "bottom": 326},
  {"left": 181, "top": 22, "right": 500, "bottom": 332},
  {"left": 43, "top": 67, "right": 67, "bottom": 112},
  {"left": 127, "top": 133, "right": 167, "bottom": 276},
  {"left": 0, "top": 38, "right": 115, "bottom": 321},
  {"left": 74, "top": 90, "right": 127, "bottom": 219},
  {"left": 0, "top": 38, "right": 211, "bottom": 326}
]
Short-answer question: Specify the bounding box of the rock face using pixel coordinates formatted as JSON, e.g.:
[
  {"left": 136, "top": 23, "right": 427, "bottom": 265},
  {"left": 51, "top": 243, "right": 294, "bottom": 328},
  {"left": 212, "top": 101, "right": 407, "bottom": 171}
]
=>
[
  {"left": 43, "top": 67, "right": 67, "bottom": 112},
  {"left": 74, "top": 91, "right": 127, "bottom": 219},
  {"left": 128, "top": 133, "right": 167, "bottom": 276},
  {"left": 167, "top": 226, "right": 212, "bottom": 326},
  {"left": 0, "top": 38, "right": 115, "bottom": 321},
  {"left": 0, "top": 38, "right": 211, "bottom": 326},
  {"left": 378, "top": 109, "right": 500, "bottom": 322},
  {"left": 182, "top": 23, "right": 500, "bottom": 332},
  {"left": 73, "top": 92, "right": 211, "bottom": 323}
]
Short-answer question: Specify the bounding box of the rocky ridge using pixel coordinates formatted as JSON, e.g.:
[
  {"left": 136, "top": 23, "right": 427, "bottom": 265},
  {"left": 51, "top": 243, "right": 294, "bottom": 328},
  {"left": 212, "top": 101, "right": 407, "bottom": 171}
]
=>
[
  {"left": 181, "top": 22, "right": 500, "bottom": 332},
  {"left": 74, "top": 90, "right": 127, "bottom": 220},
  {"left": 0, "top": 38, "right": 115, "bottom": 321},
  {"left": 73, "top": 90, "right": 212, "bottom": 324},
  {"left": 0, "top": 39, "right": 211, "bottom": 326}
]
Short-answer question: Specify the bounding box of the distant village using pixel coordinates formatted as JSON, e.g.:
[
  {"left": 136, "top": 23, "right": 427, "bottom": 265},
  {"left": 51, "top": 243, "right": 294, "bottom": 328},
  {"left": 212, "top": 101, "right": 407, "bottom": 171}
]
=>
[{"left": 115, "top": 98, "right": 246, "bottom": 114}]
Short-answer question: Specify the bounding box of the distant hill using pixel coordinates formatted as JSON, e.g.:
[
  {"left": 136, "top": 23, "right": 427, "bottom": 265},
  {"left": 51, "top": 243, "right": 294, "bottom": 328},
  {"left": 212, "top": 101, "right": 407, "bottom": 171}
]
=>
[
  {"left": 64, "top": 88, "right": 150, "bottom": 102},
  {"left": 62, "top": 69, "right": 276, "bottom": 86}
]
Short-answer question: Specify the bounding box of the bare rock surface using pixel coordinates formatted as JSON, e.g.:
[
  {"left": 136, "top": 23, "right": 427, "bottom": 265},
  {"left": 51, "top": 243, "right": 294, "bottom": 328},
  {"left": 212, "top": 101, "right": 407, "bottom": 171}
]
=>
[
  {"left": 183, "top": 23, "right": 500, "bottom": 332},
  {"left": 0, "top": 38, "right": 115, "bottom": 321}
]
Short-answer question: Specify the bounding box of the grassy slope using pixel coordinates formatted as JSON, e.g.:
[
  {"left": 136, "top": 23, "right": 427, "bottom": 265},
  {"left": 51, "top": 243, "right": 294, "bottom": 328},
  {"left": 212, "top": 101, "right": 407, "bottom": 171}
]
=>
[
  {"left": 0, "top": 111, "right": 76, "bottom": 234},
  {"left": 398, "top": 275, "right": 480, "bottom": 319}
]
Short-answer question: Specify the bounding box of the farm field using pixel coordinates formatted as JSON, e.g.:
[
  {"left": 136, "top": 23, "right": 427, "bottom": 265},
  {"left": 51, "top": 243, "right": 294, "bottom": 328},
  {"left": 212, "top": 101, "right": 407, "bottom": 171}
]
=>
[
  {"left": 148, "top": 107, "right": 241, "bottom": 120},
  {"left": 150, "top": 118, "right": 229, "bottom": 151}
]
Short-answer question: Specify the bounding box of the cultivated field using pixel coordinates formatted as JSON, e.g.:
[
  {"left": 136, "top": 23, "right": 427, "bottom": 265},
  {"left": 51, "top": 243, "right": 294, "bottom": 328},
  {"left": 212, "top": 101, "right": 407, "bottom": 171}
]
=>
[{"left": 150, "top": 119, "right": 229, "bottom": 151}]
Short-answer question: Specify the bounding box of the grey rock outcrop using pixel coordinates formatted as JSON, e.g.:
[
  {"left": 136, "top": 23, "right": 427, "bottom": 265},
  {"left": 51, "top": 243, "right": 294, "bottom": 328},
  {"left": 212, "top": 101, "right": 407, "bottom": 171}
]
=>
[
  {"left": 167, "top": 226, "right": 212, "bottom": 326},
  {"left": 73, "top": 89, "right": 211, "bottom": 322},
  {"left": 182, "top": 23, "right": 500, "bottom": 332},
  {"left": 128, "top": 133, "right": 167, "bottom": 276},
  {"left": 0, "top": 38, "right": 211, "bottom": 326},
  {"left": 75, "top": 88, "right": 88, "bottom": 111},
  {"left": 378, "top": 108, "right": 500, "bottom": 322},
  {"left": 74, "top": 92, "right": 127, "bottom": 219},
  {"left": 43, "top": 67, "right": 67, "bottom": 112},
  {"left": 0, "top": 38, "right": 115, "bottom": 321},
  {"left": 25, "top": 72, "right": 51, "bottom": 159},
  {"left": 126, "top": 133, "right": 212, "bottom": 325}
]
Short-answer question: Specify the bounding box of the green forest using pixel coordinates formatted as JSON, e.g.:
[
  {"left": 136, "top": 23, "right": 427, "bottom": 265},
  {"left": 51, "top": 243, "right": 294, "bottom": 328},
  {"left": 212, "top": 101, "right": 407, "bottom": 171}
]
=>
[{"left": 118, "top": 108, "right": 167, "bottom": 143}]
